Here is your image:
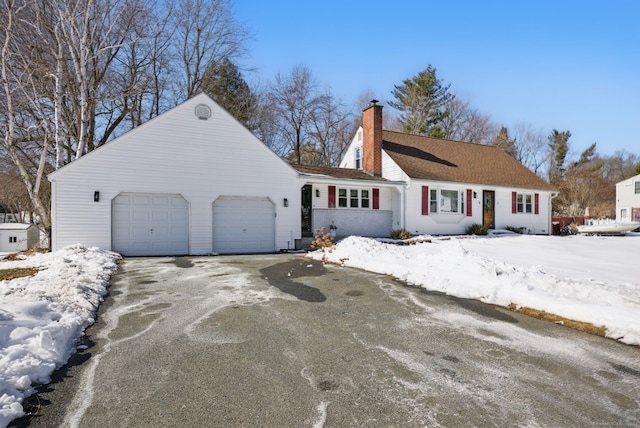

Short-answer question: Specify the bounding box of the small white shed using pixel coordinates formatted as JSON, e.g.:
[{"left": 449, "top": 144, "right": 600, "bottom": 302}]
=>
[{"left": 0, "top": 223, "right": 40, "bottom": 253}]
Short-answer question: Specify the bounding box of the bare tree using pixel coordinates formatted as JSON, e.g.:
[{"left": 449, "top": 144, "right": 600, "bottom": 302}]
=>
[
  {"left": 512, "top": 121, "right": 549, "bottom": 176},
  {"left": 308, "top": 90, "right": 355, "bottom": 166},
  {"left": 171, "top": 0, "right": 249, "bottom": 99},
  {"left": 440, "top": 97, "right": 498, "bottom": 144},
  {"left": 1, "top": 0, "right": 51, "bottom": 228},
  {"left": 266, "top": 65, "right": 324, "bottom": 164}
]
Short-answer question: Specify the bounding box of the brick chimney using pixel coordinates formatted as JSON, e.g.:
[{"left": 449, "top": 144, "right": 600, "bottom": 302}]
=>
[{"left": 362, "top": 100, "right": 383, "bottom": 176}]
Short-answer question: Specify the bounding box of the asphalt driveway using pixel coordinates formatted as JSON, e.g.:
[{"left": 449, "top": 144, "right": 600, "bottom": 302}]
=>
[{"left": 13, "top": 254, "right": 640, "bottom": 427}]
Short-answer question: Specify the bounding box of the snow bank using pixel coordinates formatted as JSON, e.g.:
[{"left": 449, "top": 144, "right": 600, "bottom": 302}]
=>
[
  {"left": 0, "top": 245, "right": 120, "bottom": 427},
  {"left": 308, "top": 235, "right": 640, "bottom": 346}
]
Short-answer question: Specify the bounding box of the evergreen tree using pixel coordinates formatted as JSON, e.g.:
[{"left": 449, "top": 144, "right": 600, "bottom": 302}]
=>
[
  {"left": 491, "top": 126, "right": 517, "bottom": 158},
  {"left": 389, "top": 65, "right": 454, "bottom": 137},
  {"left": 547, "top": 129, "right": 571, "bottom": 185},
  {"left": 201, "top": 58, "right": 258, "bottom": 130}
]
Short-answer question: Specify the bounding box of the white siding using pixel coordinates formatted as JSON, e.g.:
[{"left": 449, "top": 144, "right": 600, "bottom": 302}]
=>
[
  {"left": 303, "top": 181, "right": 401, "bottom": 238},
  {"left": 49, "top": 94, "right": 301, "bottom": 254},
  {"left": 339, "top": 128, "right": 363, "bottom": 169},
  {"left": 381, "top": 151, "right": 408, "bottom": 182},
  {"left": 616, "top": 174, "right": 640, "bottom": 221},
  {"left": 404, "top": 181, "right": 554, "bottom": 235}
]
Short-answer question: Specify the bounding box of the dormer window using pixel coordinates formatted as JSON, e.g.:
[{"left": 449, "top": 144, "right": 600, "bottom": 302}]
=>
[{"left": 355, "top": 147, "right": 362, "bottom": 169}]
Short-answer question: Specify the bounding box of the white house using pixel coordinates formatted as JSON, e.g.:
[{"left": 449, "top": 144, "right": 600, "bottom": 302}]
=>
[
  {"left": 615, "top": 173, "right": 640, "bottom": 222},
  {"left": 0, "top": 223, "right": 40, "bottom": 253},
  {"left": 48, "top": 96, "right": 557, "bottom": 257},
  {"left": 48, "top": 94, "right": 302, "bottom": 256},
  {"left": 338, "top": 102, "right": 557, "bottom": 235}
]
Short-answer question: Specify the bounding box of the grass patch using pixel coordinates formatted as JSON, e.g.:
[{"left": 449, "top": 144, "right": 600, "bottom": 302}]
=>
[
  {"left": 507, "top": 304, "right": 607, "bottom": 337},
  {"left": 0, "top": 267, "right": 39, "bottom": 281}
]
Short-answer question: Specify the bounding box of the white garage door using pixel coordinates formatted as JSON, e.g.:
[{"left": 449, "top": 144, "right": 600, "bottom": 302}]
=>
[
  {"left": 112, "top": 193, "right": 189, "bottom": 256},
  {"left": 213, "top": 196, "right": 275, "bottom": 254}
]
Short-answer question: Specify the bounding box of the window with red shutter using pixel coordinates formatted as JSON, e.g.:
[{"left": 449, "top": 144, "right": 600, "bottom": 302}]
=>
[
  {"left": 466, "top": 189, "right": 472, "bottom": 216},
  {"left": 372, "top": 188, "right": 380, "bottom": 210}
]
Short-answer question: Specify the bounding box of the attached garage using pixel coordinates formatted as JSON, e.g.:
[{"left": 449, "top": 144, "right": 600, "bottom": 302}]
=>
[
  {"left": 112, "top": 193, "right": 189, "bottom": 256},
  {"left": 48, "top": 94, "right": 302, "bottom": 255},
  {"left": 213, "top": 196, "right": 275, "bottom": 254}
]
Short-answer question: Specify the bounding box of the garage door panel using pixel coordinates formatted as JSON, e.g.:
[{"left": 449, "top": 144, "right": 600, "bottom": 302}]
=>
[
  {"left": 112, "top": 193, "right": 189, "bottom": 256},
  {"left": 213, "top": 196, "right": 275, "bottom": 254}
]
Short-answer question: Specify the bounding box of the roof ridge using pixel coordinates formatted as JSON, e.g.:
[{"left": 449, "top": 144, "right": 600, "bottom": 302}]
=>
[{"left": 382, "top": 129, "right": 499, "bottom": 149}]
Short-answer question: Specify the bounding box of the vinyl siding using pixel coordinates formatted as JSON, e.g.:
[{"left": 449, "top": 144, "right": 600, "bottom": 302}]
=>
[
  {"left": 404, "top": 180, "right": 554, "bottom": 235},
  {"left": 49, "top": 94, "right": 301, "bottom": 254}
]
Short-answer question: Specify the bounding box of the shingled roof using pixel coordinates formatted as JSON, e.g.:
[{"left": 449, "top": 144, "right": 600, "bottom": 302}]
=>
[
  {"left": 293, "top": 164, "right": 389, "bottom": 182},
  {"left": 382, "top": 130, "right": 556, "bottom": 191}
]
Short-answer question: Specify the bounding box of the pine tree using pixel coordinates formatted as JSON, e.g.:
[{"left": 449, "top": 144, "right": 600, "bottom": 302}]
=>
[
  {"left": 389, "top": 65, "right": 454, "bottom": 137},
  {"left": 200, "top": 58, "right": 258, "bottom": 130},
  {"left": 491, "top": 126, "right": 517, "bottom": 158}
]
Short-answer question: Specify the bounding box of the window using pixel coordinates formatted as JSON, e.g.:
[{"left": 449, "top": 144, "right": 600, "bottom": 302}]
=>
[
  {"left": 513, "top": 192, "right": 539, "bottom": 214},
  {"left": 621, "top": 208, "right": 627, "bottom": 220},
  {"left": 350, "top": 189, "right": 359, "bottom": 207},
  {"left": 355, "top": 147, "right": 362, "bottom": 169},
  {"left": 361, "top": 190, "right": 370, "bottom": 208},
  {"left": 517, "top": 193, "right": 533, "bottom": 213},
  {"left": 430, "top": 189, "right": 437, "bottom": 213},
  {"left": 635, "top": 181, "right": 640, "bottom": 194},
  {"left": 337, "top": 188, "right": 373, "bottom": 209},
  {"left": 440, "top": 190, "right": 459, "bottom": 213},
  {"left": 9, "top": 236, "right": 17, "bottom": 243},
  {"left": 338, "top": 189, "right": 347, "bottom": 207},
  {"left": 426, "top": 188, "right": 465, "bottom": 214}
]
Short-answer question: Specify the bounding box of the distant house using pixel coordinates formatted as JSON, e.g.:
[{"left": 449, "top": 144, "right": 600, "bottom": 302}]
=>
[
  {"left": 48, "top": 96, "right": 557, "bottom": 257},
  {"left": 615, "top": 173, "right": 640, "bottom": 222},
  {"left": 337, "top": 102, "right": 557, "bottom": 236},
  {"left": 0, "top": 223, "right": 40, "bottom": 253}
]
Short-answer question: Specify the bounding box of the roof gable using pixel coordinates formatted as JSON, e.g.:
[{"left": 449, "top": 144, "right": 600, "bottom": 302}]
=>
[
  {"left": 382, "top": 130, "right": 556, "bottom": 191},
  {"left": 49, "top": 93, "right": 298, "bottom": 181}
]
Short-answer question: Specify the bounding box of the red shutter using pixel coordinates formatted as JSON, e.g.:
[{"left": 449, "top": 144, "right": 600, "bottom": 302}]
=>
[
  {"left": 512, "top": 192, "right": 517, "bottom": 214},
  {"left": 422, "top": 186, "right": 429, "bottom": 215},
  {"left": 534, "top": 193, "right": 539, "bottom": 215},
  {"left": 372, "top": 188, "right": 380, "bottom": 210},
  {"left": 466, "top": 189, "right": 472, "bottom": 216},
  {"left": 328, "top": 186, "right": 336, "bottom": 208}
]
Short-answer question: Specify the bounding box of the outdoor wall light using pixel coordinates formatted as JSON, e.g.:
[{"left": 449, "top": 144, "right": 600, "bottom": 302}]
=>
[
  {"left": 94, "top": 191, "right": 100, "bottom": 202},
  {"left": 283, "top": 198, "right": 289, "bottom": 207},
  {"left": 315, "top": 189, "right": 320, "bottom": 197},
  {"left": 473, "top": 192, "right": 477, "bottom": 199}
]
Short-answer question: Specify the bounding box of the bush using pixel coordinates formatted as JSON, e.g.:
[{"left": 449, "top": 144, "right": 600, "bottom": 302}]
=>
[
  {"left": 311, "top": 227, "right": 335, "bottom": 249},
  {"left": 506, "top": 226, "right": 526, "bottom": 234},
  {"left": 390, "top": 228, "right": 413, "bottom": 240},
  {"left": 466, "top": 223, "right": 488, "bottom": 235}
]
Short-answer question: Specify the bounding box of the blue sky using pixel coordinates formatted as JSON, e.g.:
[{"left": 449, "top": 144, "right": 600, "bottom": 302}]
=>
[{"left": 233, "top": 1, "right": 639, "bottom": 157}]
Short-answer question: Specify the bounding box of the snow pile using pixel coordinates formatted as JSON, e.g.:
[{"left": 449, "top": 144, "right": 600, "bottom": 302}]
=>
[
  {"left": 308, "top": 235, "right": 640, "bottom": 346},
  {"left": 0, "top": 245, "right": 120, "bottom": 427}
]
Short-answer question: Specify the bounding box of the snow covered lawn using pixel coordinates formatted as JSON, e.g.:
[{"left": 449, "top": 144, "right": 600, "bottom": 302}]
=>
[
  {"left": 308, "top": 233, "right": 640, "bottom": 346},
  {"left": 0, "top": 245, "right": 120, "bottom": 427}
]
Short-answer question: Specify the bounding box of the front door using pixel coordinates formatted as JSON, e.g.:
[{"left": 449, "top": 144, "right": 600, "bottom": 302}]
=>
[
  {"left": 483, "top": 190, "right": 495, "bottom": 230},
  {"left": 301, "top": 185, "right": 313, "bottom": 237}
]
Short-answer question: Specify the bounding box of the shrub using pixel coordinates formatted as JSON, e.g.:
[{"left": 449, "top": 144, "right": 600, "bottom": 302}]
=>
[
  {"left": 311, "top": 227, "right": 335, "bottom": 249},
  {"left": 506, "top": 226, "right": 526, "bottom": 234},
  {"left": 466, "top": 223, "right": 488, "bottom": 235},
  {"left": 390, "top": 228, "right": 413, "bottom": 240}
]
